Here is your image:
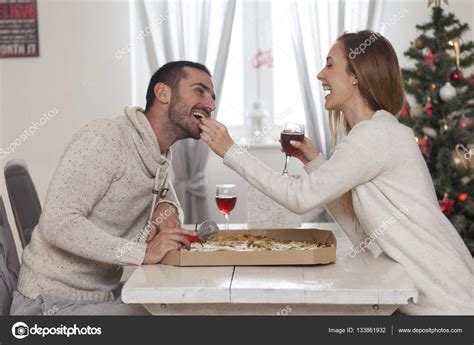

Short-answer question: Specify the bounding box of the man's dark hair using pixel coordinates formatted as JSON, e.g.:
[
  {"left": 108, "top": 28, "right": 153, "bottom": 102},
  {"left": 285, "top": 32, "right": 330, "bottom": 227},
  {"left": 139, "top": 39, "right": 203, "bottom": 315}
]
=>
[{"left": 145, "top": 61, "right": 212, "bottom": 112}]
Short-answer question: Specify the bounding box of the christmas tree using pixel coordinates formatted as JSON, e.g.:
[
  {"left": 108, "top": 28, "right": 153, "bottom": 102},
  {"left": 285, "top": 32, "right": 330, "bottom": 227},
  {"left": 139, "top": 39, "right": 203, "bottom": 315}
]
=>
[{"left": 399, "top": 1, "right": 474, "bottom": 255}]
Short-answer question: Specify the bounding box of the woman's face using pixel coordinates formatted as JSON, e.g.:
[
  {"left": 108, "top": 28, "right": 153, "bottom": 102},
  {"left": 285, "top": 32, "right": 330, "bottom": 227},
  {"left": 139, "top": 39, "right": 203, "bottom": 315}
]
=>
[{"left": 317, "top": 42, "right": 358, "bottom": 111}]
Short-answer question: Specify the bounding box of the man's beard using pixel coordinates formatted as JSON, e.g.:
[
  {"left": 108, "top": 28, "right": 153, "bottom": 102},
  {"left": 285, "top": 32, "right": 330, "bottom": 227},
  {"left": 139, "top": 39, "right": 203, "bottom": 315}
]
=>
[{"left": 168, "top": 93, "right": 200, "bottom": 140}]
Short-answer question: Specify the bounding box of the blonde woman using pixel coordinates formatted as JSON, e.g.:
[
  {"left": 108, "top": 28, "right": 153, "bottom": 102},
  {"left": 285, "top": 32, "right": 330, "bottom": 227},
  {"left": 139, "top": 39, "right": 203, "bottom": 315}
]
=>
[{"left": 199, "top": 30, "right": 473, "bottom": 315}]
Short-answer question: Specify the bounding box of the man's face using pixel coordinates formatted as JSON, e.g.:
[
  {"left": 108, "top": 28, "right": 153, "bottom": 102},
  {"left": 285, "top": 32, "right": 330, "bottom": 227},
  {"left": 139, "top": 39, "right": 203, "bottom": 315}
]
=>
[{"left": 168, "top": 67, "right": 216, "bottom": 139}]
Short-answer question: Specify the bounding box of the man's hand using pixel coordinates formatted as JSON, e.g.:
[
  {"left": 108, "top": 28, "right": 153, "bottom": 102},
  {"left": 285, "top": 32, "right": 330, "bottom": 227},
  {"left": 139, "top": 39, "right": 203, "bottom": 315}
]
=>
[
  {"left": 146, "top": 203, "right": 181, "bottom": 243},
  {"left": 143, "top": 227, "right": 197, "bottom": 264}
]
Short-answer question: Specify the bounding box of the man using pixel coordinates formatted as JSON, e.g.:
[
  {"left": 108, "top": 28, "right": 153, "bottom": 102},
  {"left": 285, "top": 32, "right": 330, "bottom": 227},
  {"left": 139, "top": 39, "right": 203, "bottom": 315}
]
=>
[{"left": 10, "top": 61, "right": 216, "bottom": 315}]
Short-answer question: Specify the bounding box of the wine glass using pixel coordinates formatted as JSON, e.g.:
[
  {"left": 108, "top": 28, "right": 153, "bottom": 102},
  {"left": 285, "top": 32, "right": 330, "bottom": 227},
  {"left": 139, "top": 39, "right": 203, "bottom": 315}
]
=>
[
  {"left": 280, "top": 123, "right": 305, "bottom": 176},
  {"left": 216, "top": 184, "right": 237, "bottom": 230}
]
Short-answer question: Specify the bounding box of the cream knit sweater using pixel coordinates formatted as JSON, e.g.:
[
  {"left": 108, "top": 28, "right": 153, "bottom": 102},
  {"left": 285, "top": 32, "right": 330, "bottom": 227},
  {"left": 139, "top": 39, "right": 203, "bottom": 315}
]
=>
[
  {"left": 224, "top": 110, "right": 473, "bottom": 315},
  {"left": 18, "top": 107, "right": 183, "bottom": 302}
]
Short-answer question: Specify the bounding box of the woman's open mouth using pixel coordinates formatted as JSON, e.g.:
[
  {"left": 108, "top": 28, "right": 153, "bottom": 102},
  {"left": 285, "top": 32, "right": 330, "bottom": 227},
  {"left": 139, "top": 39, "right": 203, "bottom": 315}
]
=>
[{"left": 323, "top": 85, "right": 332, "bottom": 99}]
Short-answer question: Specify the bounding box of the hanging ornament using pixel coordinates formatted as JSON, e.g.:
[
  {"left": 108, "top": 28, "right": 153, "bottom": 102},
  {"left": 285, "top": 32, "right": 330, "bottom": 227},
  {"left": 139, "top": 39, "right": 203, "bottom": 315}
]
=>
[
  {"left": 414, "top": 36, "right": 425, "bottom": 50},
  {"left": 454, "top": 144, "right": 471, "bottom": 169},
  {"left": 411, "top": 79, "right": 422, "bottom": 88},
  {"left": 457, "top": 193, "right": 468, "bottom": 202},
  {"left": 422, "top": 127, "right": 438, "bottom": 138},
  {"left": 416, "top": 135, "right": 433, "bottom": 156},
  {"left": 452, "top": 148, "right": 469, "bottom": 170},
  {"left": 439, "top": 82, "right": 456, "bottom": 101},
  {"left": 457, "top": 115, "right": 473, "bottom": 129},
  {"left": 468, "top": 144, "right": 474, "bottom": 171},
  {"left": 461, "top": 176, "right": 471, "bottom": 185},
  {"left": 448, "top": 38, "right": 461, "bottom": 68},
  {"left": 430, "top": 83, "right": 437, "bottom": 92},
  {"left": 423, "top": 49, "right": 435, "bottom": 71},
  {"left": 439, "top": 194, "right": 455, "bottom": 217},
  {"left": 428, "top": 0, "right": 449, "bottom": 7},
  {"left": 449, "top": 66, "right": 463, "bottom": 83},
  {"left": 424, "top": 97, "right": 433, "bottom": 116},
  {"left": 469, "top": 73, "right": 474, "bottom": 85},
  {"left": 439, "top": 118, "right": 450, "bottom": 133},
  {"left": 412, "top": 103, "right": 423, "bottom": 117},
  {"left": 399, "top": 102, "right": 410, "bottom": 117}
]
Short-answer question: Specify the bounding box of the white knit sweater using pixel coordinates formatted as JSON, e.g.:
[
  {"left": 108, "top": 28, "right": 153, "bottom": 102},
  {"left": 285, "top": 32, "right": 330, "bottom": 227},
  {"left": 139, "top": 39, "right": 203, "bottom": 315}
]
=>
[
  {"left": 18, "top": 107, "right": 183, "bottom": 302},
  {"left": 224, "top": 110, "right": 473, "bottom": 315}
]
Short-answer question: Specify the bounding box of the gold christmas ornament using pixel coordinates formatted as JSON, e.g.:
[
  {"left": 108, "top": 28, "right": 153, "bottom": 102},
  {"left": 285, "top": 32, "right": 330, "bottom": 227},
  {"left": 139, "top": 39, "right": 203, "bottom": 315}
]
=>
[
  {"left": 430, "top": 83, "right": 437, "bottom": 92},
  {"left": 439, "top": 118, "right": 450, "bottom": 132},
  {"left": 452, "top": 149, "right": 469, "bottom": 170},
  {"left": 414, "top": 37, "right": 425, "bottom": 50},
  {"left": 448, "top": 38, "right": 461, "bottom": 67},
  {"left": 428, "top": 0, "right": 448, "bottom": 7},
  {"left": 411, "top": 78, "right": 422, "bottom": 87}
]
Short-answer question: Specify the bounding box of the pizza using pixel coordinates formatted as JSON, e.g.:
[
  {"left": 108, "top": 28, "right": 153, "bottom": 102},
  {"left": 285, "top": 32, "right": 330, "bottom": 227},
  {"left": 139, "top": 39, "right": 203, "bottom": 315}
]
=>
[{"left": 186, "top": 234, "right": 333, "bottom": 252}]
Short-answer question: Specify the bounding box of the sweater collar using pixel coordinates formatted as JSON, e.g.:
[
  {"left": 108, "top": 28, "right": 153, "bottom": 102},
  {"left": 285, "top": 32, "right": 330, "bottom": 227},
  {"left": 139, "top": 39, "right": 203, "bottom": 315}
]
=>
[{"left": 123, "top": 106, "right": 171, "bottom": 176}]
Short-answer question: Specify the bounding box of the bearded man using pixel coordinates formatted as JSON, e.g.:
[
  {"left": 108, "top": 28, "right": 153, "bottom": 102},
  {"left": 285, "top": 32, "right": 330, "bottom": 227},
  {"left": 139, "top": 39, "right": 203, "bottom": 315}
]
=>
[{"left": 11, "top": 61, "right": 216, "bottom": 315}]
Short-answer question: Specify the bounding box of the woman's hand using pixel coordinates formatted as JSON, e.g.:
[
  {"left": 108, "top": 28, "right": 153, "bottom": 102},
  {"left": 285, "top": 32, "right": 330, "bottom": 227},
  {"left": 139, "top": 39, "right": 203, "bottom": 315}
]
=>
[
  {"left": 284, "top": 137, "right": 321, "bottom": 165},
  {"left": 199, "top": 118, "right": 235, "bottom": 158}
]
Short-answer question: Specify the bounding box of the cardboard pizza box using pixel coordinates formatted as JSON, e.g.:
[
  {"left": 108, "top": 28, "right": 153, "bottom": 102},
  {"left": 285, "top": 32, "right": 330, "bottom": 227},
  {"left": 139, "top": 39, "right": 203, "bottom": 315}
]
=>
[{"left": 160, "top": 228, "right": 336, "bottom": 266}]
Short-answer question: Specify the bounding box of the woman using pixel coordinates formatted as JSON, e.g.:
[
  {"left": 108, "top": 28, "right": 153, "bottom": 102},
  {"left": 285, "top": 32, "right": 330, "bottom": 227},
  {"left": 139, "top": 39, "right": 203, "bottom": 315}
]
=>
[{"left": 199, "top": 30, "right": 473, "bottom": 315}]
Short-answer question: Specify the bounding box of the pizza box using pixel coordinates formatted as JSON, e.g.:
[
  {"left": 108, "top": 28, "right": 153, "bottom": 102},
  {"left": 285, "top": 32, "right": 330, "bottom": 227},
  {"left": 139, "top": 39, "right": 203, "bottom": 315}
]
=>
[{"left": 160, "top": 228, "right": 336, "bottom": 266}]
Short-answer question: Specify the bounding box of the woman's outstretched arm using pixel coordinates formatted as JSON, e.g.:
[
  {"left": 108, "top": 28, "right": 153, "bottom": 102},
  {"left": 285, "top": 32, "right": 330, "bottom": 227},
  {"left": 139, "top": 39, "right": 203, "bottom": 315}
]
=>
[{"left": 200, "top": 117, "right": 388, "bottom": 215}]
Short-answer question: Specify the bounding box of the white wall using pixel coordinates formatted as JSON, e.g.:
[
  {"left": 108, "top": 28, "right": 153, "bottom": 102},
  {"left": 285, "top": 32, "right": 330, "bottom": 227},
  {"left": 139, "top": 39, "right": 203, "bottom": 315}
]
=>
[
  {"left": 381, "top": 0, "right": 474, "bottom": 68},
  {"left": 0, "top": 0, "right": 132, "bottom": 256},
  {"left": 1, "top": 0, "right": 473, "bottom": 253}
]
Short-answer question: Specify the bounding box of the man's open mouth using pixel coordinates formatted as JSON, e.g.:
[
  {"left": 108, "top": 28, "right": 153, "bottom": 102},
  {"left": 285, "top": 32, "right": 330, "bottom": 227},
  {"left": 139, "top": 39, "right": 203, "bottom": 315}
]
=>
[{"left": 193, "top": 110, "right": 209, "bottom": 123}]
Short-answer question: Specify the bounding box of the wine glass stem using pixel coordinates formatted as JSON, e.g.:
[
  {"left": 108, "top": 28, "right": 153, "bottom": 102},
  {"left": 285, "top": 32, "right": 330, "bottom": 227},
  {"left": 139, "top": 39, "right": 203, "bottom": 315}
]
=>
[
  {"left": 282, "top": 155, "right": 291, "bottom": 176},
  {"left": 224, "top": 213, "right": 229, "bottom": 230}
]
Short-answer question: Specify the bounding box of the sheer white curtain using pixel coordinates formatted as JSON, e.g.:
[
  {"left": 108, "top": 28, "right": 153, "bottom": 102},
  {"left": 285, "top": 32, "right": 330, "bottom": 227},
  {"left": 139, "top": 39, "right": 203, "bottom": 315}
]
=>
[
  {"left": 290, "top": 0, "right": 384, "bottom": 157},
  {"left": 131, "top": 0, "right": 236, "bottom": 223}
]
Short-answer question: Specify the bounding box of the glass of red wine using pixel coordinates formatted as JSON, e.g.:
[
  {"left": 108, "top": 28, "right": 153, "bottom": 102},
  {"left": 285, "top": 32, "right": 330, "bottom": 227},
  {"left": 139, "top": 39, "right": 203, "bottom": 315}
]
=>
[
  {"left": 280, "top": 123, "right": 305, "bottom": 176},
  {"left": 216, "top": 184, "right": 237, "bottom": 230}
]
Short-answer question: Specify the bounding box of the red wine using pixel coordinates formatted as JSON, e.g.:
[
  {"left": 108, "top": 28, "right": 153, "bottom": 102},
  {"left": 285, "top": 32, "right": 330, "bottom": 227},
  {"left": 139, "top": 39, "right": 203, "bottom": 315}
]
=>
[
  {"left": 216, "top": 196, "right": 237, "bottom": 214},
  {"left": 280, "top": 131, "right": 304, "bottom": 156}
]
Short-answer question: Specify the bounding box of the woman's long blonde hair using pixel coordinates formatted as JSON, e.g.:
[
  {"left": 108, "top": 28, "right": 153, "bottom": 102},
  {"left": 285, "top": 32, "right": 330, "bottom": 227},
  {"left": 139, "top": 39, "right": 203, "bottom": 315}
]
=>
[{"left": 329, "top": 30, "right": 405, "bottom": 208}]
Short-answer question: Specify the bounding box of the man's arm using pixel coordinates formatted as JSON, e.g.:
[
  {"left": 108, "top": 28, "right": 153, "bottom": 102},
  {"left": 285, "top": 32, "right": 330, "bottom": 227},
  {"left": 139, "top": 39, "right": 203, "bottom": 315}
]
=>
[
  {"left": 155, "top": 179, "right": 184, "bottom": 225},
  {"left": 39, "top": 120, "right": 146, "bottom": 266}
]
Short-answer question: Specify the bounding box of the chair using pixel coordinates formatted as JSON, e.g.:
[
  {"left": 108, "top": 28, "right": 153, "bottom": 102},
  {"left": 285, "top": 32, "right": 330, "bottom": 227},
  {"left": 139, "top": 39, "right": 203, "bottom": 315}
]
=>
[
  {"left": 0, "top": 195, "right": 20, "bottom": 315},
  {"left": 4, "top": 159, "right": 42, "bottom": 248}
]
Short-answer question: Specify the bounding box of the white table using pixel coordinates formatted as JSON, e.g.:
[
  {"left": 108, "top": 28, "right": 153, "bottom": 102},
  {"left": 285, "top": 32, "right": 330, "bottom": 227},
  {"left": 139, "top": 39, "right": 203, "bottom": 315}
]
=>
[{"left": 122, "top": 223, "right": 418, "bottom": 315}]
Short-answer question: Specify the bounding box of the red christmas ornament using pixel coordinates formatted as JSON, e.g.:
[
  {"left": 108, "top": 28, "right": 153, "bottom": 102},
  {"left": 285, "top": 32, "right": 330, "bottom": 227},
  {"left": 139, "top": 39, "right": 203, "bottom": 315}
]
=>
[
  {"left": 457, "top": 116, "right": 473, "bottom": 129},
  {"left": 399, "top": 102, "right": 410, "bottom": 117},
  {"left": 457, "top": 193, "right": 468, "bottom": 202},
  {"left": 424, "top": 97, "right": 433, "bottom": 117},
  {"left": 439, "top": 194, "right": 455, "bottom": 217},
  {"left": 469, "top": 73, "right": 474, "bottom": 85},
  {"left": 423, "top": 49, "right": 434, "bottom": 67},
  {"left": 416, "top": 135, "right": 433, "bottom": 156},
  {"left": 449, "top": 66, "right": 463, "bottom": 83}
]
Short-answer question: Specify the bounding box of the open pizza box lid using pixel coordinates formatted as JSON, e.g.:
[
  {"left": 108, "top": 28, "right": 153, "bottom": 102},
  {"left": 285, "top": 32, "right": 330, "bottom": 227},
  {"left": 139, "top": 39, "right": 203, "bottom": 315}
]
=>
[{"left": 161, "top": 228, "right": 336, "bottom": 266}]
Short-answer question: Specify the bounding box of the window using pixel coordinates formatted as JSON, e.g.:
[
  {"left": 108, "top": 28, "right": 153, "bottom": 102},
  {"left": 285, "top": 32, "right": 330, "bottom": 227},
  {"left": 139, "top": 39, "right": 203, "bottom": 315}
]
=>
[
  {"left": 216, "top": 0, "right": 244, "bottom": 128},
  {"left": 217, "top": 0, "right": 307, "bottom": 141}
]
